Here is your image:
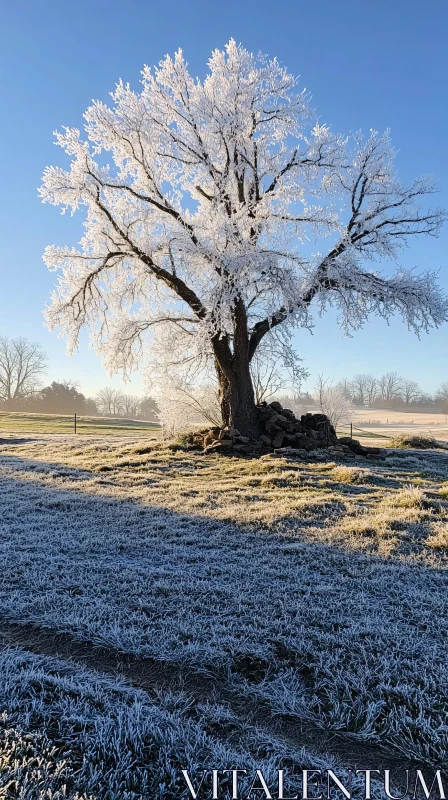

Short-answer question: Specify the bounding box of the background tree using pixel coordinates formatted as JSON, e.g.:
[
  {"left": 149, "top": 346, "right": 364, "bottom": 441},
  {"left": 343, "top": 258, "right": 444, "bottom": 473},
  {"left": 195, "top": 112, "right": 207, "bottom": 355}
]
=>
[
  {"left": 139, "top": 395, "right": 160, "bottom": 421},
  {"left": 121, "top": 393, "right": 140, "bottom": 418},
  {"left": 0, "top": 337, "right": 47, "bottom": 409},
  {"left": 313, "top": 375, "right": 353, "bottom": 430},
  {"left": 96, "top": 387, "right": 124, "bottom": 416},
  {"left": 348, "top": 374, "right": 373, "bottom": 406},
  {"left": 377, "top": 372, "right": 403, "bottom": 405},
  {"left": 40, "top": 41, "right": 447, "bottom": 437},
  {"left": 435, "top": 382, "right": 448, "bottom": 422},
  {"left": 363, "top": 375, "right": 379, "bottom": 407},
  {"left": 38, "top": 380, "right": 93, "bottom": 414},
  {"left": 401, "top": 378, "right": 422, "bottom": 406},
  {"left": 337, "top": 379, "right": 353, "bottom": 401},
  {"left": 84, "top": 396, "right": 99, "bottom": 415}
]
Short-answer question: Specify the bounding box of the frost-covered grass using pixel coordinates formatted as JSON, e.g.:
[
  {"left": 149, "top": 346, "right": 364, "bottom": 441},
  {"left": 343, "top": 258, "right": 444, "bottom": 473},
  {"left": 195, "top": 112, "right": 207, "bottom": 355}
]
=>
[
  {"left": 1, "top": 647, "right": 334, "bottom": 799},
  {"left": 0, "top": 435, "right": 447, "bottom": 778}
]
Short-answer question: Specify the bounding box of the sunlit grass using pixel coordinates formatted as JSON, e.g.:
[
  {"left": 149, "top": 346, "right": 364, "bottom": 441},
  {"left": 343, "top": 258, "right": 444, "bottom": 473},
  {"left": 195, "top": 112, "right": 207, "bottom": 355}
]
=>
[
  {"left": 330, "top": 465, "right": 374, "bottom": 484},
  {"left": 1, "top": 433, "right": 447, "bottom": 562}
]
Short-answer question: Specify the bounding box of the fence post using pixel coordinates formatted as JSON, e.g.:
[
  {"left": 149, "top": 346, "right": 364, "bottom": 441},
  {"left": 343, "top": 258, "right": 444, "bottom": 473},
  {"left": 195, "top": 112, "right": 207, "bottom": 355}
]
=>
[
  {"left": 74, "top": 413, "right": 77, "bottom": 434},
  {"left": 350, "top": 422, "right": 353, "bottom": 440}
]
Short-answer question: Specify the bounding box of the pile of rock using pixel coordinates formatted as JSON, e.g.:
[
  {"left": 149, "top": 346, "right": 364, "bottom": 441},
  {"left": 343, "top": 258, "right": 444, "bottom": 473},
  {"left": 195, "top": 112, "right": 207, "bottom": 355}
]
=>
[
  {"left": 257, "top": 403, "right": 338, "bottom": 452},
  {"left": 193, "top": 400, "right": 384, "bottom": 460}
]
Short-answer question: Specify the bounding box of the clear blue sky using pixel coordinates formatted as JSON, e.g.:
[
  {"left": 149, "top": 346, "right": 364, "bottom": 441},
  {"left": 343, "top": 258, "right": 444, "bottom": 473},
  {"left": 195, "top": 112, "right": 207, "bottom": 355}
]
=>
[{"left": 0, "top": 0, "right": 447, "bottom": 396}]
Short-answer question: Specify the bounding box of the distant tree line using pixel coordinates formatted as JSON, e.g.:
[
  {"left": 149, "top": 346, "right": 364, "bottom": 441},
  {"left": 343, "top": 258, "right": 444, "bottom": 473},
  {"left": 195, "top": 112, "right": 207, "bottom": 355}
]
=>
[
  {"left": 337, "top": 372, "right": 448, "bottom": 414},
  {"left": 278, "top": 373, "right": 448, "bottom": 416},
  {"left": 0, "top": 337, "right": 159, "bottom": 420},
  {"left": 94, "top": 387, "right": 159, "bottom": 420},
  {"left": 1, "top": 378, "right": 159, "bottom": 421}
]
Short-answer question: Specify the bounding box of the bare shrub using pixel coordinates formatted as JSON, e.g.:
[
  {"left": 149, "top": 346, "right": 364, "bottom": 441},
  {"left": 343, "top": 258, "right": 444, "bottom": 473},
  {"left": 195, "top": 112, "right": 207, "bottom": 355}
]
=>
[
  {"left": 389, "top": 433, "right": 439, "bottom": 449},
  {"left": 313, "top": 375, "right": 353, "bottom": 429}
]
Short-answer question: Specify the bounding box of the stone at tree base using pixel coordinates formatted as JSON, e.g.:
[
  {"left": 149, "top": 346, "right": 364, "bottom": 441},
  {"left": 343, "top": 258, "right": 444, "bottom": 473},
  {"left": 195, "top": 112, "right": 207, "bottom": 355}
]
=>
[
  {"left": 220, "top": 427, "right": 241, "bottom": 439},
  {"left": 208, "top": 438, "right": 233, "bottom": 451},
  {"left": 273, "top": 447, "right": 307, "bottom": 457},
  {"left": 203, "top": 441, "right": 222, "bottom": 452},
  {"left": 271, "top": 431, "right": 285, "bottom": 449},
  {"left": 233, "top": 443, "right": 252, "bottom": 453}
]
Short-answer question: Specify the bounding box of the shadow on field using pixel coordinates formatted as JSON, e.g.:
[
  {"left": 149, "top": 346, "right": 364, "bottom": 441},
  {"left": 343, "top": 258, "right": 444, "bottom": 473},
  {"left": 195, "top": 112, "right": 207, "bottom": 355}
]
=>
[
  {"left": 0, "top": 437, "right": 38, "bottom": 445},
  {"left": 0, "top": 450, "right": 447, "bottom": 768}
]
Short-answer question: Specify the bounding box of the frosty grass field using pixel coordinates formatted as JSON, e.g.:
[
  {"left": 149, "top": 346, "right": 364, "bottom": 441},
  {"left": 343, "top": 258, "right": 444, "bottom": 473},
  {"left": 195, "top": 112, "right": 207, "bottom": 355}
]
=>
[{"left": 0, "top": 433, "right": 447, "bottom": 798}]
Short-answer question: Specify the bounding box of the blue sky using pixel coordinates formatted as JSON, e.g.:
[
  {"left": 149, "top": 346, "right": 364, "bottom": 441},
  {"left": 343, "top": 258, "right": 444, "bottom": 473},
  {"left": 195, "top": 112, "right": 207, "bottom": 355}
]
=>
[{"left": 0, "top": 0, "right": 447, "bottom": 397}]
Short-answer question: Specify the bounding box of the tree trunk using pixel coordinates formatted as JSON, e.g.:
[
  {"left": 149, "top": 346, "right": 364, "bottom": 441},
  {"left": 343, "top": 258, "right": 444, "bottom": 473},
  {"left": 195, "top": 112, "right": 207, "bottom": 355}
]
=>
[
  {"left": 212, "top": 299, "right": 260, "bottom": 439},
  {"left": 214, "top": 353, "right": 260, "bottom": 439}
]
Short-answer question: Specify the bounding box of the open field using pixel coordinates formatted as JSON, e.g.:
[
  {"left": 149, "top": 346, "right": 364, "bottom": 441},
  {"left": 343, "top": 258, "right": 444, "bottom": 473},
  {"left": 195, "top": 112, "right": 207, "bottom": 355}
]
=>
[
  {"left": 0, "top": 411, "right": 161, "bottom": 436},
  {"left": 0, "top": 435, "right": 447, "bottom": 797},
  {"left": 345, "top": 409, "right": 448, "bottom": 443},
  {"left": 355, "top": 409, "right": 448, "bottom": 426},
  {"left": 2, "top": 409, "right": 447, "bottom": 443}
]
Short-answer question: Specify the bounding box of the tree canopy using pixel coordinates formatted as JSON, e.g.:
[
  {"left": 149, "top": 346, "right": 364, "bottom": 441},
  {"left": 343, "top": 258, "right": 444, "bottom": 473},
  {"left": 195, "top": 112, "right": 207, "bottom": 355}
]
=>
[{"left": 40, "top": 40, "right": 447, "bottom": 434}]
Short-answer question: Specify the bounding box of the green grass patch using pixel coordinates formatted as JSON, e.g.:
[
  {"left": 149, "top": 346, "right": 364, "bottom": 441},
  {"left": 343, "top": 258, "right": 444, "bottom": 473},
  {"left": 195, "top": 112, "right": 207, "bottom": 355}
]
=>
[{"left": 0, "top": 411, "right": 161, "bottom": 436}]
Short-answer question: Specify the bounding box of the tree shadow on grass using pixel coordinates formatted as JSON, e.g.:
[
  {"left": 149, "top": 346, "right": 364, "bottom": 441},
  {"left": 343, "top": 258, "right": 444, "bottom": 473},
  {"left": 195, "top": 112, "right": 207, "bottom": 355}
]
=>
[{"left": 0, "top": 437, "right": 38, "bottom": 445}]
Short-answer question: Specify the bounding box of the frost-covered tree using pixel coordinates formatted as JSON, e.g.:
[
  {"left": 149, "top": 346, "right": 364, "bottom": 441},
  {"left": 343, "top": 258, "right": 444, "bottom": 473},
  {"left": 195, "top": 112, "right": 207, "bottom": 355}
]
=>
[
  {"left": 155, "top": 374, "right": 221, "bottom": 435},
  {"left": 40, "top": 41, "right": 447, "bottom": 437},
  {"left": 313, "top": 375, "right": 353, "bottom": 429}
]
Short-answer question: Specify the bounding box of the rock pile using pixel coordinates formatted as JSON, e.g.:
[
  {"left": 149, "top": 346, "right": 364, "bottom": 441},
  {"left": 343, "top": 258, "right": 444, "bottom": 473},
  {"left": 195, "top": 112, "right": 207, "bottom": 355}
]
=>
[{"left": 189, "top": 400, "right": 384, "bottom": 460}]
